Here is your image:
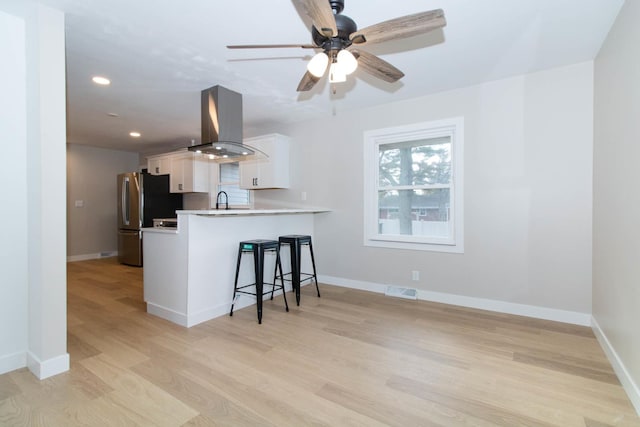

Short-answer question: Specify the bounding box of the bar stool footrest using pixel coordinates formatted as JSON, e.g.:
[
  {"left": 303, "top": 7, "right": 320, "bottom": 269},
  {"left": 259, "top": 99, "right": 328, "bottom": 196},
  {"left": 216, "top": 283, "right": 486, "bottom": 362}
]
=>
[
  {"left": 275, "top": 272, "right": 316, "bottom": 283},
  {"left": 235, "top": 283, "right": 286, "bottom": 297}
]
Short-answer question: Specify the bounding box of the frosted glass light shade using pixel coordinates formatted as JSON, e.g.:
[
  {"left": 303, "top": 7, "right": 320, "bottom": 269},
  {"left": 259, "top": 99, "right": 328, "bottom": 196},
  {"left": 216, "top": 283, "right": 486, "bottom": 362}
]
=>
[
  {"left": 307, "top": 52, "right": 329, "bottom": 77},
  {"left": 329, "top": 62, "right": 347, "bottom": 83},
  {"left": 337, "top": 50, "right": 358, "bottom": 75}
]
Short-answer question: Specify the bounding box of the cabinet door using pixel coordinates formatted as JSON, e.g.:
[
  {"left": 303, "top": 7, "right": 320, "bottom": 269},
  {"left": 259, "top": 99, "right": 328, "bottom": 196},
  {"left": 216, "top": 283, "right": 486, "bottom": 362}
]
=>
[
  {"left": 239, "top": 134, "right": 289, "bottom": 189},
  {"left": 148, "top": 156, "right": 171, "bottom": 175},
  {"left": 169, "top": 155, "right": 185, "bottom": 193},
  {"left": 170, "top": 153, "right": 210, "bottom": 193},
  {"left": 190, "top": 156, "right": 210, "bottom": 192},
  {"left": 239, "top": 157, "right": 262, "bottom": 189}
]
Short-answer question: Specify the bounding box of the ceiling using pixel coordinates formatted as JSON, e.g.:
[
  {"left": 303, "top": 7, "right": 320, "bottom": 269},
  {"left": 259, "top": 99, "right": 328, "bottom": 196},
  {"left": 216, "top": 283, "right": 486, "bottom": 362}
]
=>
[{"left": 29, "top": 0, "right": 624, "bottom": 153}]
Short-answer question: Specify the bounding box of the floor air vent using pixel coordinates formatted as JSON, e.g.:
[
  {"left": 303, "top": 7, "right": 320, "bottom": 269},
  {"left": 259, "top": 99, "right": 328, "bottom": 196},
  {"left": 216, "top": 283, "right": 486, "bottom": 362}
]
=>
[{"left": 385, "top": 286, "right": 418, "bottom": 300}]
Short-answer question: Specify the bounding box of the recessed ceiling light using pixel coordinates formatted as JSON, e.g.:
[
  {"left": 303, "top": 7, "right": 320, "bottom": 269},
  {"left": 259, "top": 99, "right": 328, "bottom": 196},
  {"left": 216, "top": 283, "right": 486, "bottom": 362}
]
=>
[
  {"left": 129, "top": 131, "right": 141, "bottom": 138},
  {"left": 107, "top": 112, "right": 119, "bottom": 117},
  {"left": 92, "top": 76, "right": 111, "bottom": 85}
]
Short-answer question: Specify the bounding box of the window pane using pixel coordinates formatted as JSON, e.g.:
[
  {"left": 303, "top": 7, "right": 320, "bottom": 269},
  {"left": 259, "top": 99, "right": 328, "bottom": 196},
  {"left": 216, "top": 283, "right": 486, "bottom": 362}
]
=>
[
  {"left": 378, "top": 189, "right": 450, "bottom": 238},
  {"left": 219, "top": 184, "right": 250, "bottom": 205},
  {"left": 379, "top": 138, "right": 451, "bottom": 187},
  {"left": 218, "top": 162, "right": 250, "bottom": 206},
  {"left": 220, "top": 162, "right": 239, "bottom": 182}
]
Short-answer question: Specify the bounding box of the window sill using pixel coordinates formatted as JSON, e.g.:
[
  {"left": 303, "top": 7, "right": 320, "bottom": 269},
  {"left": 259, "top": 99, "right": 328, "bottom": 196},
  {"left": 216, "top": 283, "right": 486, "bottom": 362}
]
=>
[{"left": 364, "top": 237, "right": 464, "bottom": 253}]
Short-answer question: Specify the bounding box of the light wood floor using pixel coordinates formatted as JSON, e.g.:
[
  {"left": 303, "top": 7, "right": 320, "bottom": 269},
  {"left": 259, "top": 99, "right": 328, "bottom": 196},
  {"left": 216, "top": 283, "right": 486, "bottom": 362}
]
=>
[{"left": 0, "top": 258, "right": 638, "bottom": 426}]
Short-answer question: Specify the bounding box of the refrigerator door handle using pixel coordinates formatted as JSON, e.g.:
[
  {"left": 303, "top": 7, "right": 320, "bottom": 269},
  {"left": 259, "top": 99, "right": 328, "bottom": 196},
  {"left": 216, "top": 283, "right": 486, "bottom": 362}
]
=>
[{"left": 122, "top": 176, "right": 130, "bottom": 226}]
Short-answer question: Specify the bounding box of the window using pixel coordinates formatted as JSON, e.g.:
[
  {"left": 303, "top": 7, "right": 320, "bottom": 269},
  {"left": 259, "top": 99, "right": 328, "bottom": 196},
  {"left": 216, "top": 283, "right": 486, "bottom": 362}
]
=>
[
  {"left": 218, "top": 162, "right": 251, "bottom": 207},
  {"left": 364, "top": 117, "right": 464, "bottom": 252}
]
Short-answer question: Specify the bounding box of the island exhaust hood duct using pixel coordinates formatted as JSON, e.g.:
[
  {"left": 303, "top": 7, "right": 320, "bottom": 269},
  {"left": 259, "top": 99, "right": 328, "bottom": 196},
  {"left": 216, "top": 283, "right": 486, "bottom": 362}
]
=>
[{"left": 187, "top": 85, "right": 266, "bottom": 160}]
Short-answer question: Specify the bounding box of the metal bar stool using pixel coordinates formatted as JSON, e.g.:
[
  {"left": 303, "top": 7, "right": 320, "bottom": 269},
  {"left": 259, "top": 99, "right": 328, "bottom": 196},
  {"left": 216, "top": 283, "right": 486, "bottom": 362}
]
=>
[
  {"left": 230, "top": 239, "right": 288, "bottom": 324},
  {"left": 276, "top": 235, "right": 320, "bottom": 306}
]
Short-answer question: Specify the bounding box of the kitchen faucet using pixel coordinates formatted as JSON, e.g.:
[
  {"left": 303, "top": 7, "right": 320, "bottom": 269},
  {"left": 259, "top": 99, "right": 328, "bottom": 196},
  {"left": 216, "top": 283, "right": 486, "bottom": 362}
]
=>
[{"left": 216, "top": 191, "right": 229, "bottom": 210}]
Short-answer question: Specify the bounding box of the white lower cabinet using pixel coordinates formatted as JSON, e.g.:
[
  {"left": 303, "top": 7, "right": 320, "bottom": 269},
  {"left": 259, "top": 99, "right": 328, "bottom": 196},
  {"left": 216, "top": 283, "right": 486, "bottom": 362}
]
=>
[
  {"left": 170, "top": 152, "right": 210, "bottom": 193},
  {"left": 240, "top": 134, "right": 290, "bottom": 189}
]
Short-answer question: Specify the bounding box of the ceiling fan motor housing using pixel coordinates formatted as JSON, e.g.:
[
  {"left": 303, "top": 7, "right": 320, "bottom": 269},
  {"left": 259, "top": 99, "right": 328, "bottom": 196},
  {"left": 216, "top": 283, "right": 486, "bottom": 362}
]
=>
[
  {"left": 329, "top": 0, "right": 345, "bottom": 14},
  {"left": 312, "top": 13, "right": 357, "bottom": 52}
]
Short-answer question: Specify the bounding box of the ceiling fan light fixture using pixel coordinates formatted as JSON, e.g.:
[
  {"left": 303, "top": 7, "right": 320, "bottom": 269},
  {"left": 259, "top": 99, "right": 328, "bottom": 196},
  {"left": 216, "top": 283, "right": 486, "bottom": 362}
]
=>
[
  {"left": 337, "top": 49, "right": 358, "bottom": 75},
  {"left": 307, "top": 52, "right": 329, "bottom": 77}
]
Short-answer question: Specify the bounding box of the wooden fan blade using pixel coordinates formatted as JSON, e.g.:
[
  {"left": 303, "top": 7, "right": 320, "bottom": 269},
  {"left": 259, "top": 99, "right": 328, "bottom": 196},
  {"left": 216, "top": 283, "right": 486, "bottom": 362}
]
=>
[
  {"left": 350, "top": 49, "right": 404, "bottom": 83},
  {"left": 294, "top": 0, "right": 337, "bottom": 37},
  {"left": 350, "top": 9, "right": 446, "bottom": 45},
  {"left": 227, "top": 44, "right": 317, "bottom": 49},
  {"left": 297, "top": 71, "right": 321, "bottom": 92}
]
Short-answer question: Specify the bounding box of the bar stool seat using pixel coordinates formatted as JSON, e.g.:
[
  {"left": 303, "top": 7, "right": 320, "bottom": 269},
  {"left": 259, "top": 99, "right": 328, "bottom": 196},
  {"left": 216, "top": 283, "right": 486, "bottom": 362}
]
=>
[
  {"left": 276, "top": 235, "right": 320, "bottom": 306},
  {"left": 230, "top": 239, "right": 288, "bottom": 324}
]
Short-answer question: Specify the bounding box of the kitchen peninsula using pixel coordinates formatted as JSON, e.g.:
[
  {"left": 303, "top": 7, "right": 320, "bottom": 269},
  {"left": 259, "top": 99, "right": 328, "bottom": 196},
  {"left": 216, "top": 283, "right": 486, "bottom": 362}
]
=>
[{"left": 142, "top": 209, "right": 327, "bottom": 327}]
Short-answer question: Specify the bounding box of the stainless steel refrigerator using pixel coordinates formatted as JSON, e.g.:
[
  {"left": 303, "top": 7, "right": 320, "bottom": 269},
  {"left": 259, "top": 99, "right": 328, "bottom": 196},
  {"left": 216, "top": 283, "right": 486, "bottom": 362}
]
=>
[{"left": 117, "top": 172, "right": 183, "bottom": 266}]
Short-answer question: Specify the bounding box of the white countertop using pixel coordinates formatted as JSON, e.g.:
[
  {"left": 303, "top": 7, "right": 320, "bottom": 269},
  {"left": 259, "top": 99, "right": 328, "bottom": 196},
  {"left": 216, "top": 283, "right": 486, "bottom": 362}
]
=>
[
  {"left": 176, "top": 208, "right": 329, "bottom": 216},
  {"left": 142, "top": 209, "right": 328, "bottom": 234}
]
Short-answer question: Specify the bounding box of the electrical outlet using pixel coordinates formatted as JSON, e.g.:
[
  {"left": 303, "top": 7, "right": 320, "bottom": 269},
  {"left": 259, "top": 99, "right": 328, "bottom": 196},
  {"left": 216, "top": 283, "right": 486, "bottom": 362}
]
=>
[
  {"left": 412, "top": 270, "right": 419, "bottom": 281},
  {"left": 301, "top": 191, "right": 307, "bottom": 201}
]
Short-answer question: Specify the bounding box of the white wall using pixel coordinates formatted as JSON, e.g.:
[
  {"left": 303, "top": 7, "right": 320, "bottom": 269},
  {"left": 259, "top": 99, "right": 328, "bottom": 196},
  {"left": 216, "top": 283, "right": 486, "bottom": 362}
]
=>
[
  {"left": 67, "top": 144, "right": 139, "bottom": 259},
  {"left": 255, "top": 62, "right": 594, "bottom": 322},
  {"left": 0, "top": 8, "right": 29, "bottom": 376},
  {"left": 0, "top": 1, "right": 68, "bottom": 379},
  {"left": 593, "top": 0, "right": 640, "bottom": 413}
]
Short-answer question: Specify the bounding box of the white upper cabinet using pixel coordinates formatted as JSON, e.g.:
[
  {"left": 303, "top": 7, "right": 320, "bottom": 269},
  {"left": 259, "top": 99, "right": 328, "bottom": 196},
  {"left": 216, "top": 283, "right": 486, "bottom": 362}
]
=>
[
  {"left": 240, "top": 134, "right": 290, "bottom": 189},
  {"left": 169, "top": 151, "right": 210, "bottom": 193},
  {"left": 147, "top": 154, "right": 171, "bottom": 175}
]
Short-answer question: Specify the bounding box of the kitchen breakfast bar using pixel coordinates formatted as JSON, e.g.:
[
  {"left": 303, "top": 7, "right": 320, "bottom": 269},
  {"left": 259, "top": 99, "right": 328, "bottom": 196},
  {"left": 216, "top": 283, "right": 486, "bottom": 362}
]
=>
[{"left": 142, "top": 209, "right": 327, "bottom": 327}]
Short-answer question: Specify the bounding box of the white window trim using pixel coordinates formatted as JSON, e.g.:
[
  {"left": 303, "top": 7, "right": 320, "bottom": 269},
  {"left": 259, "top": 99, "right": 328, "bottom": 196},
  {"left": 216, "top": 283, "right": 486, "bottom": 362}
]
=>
[{"left": 363, "top": 117, "right": 464, "bottom": 253}]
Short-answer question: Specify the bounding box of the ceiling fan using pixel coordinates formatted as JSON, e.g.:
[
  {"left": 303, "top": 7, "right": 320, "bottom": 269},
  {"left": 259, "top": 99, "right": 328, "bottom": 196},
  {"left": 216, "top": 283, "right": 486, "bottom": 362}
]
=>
[{"left": 227, "top": 0, "right": 446, "bottom": 92}]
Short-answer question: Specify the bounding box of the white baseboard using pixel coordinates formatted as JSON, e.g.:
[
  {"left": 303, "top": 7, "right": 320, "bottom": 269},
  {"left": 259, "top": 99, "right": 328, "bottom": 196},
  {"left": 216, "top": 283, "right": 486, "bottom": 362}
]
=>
[
  {"left": 146, "top": 303, "right": 190, "bottom": 327},
  {"left": 417, "top": 289, "right": 591, "bottom": 326},
  {"left": 318, "top": 275, "right": 591, "bottom": 326},
  {"left": 592, "top": 317, "right": 640, "bottom": 415},
  {"left": 187, "top": 296, "right": 258, "bottom": 327},
  {"left": 146, "top": 289, "right": 288, "bottom": 328},
  {"left": 67, "top": 251, "right": 117, "bottom": 262},
  {"left": 27, "top": 352, "right": 69, "bottom": 380},
  {"left": 0, "top": 351, "right": 27, "bottom": 375},
  {"left": 319, "top": 275, "right": 388, "bottom": 294}
]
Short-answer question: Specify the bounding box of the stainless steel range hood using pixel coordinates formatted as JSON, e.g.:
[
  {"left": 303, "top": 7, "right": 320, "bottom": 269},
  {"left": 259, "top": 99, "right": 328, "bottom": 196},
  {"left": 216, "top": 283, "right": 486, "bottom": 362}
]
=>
[{"left": 188, "top": 85, "right": 266, "bottom": 160}]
